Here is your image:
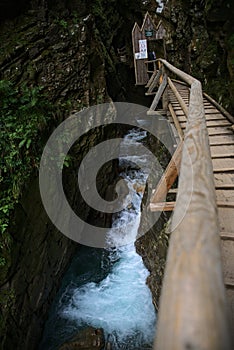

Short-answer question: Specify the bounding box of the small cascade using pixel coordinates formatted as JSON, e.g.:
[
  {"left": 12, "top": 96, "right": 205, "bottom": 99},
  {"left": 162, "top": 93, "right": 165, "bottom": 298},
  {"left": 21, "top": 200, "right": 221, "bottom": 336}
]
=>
[{"left": 40, "top": 129, "right": 156, "bottom": 350}]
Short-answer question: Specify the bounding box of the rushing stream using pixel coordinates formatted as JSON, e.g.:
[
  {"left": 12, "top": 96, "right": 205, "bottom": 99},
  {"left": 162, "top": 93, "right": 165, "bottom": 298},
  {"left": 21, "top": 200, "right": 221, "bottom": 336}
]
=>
[{"left": 40, "top": 129, "right": 156, "bottom": 349}]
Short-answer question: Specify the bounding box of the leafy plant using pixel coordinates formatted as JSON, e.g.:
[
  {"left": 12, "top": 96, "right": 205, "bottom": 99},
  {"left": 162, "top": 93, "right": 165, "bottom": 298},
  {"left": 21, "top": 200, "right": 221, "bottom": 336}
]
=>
[
  {"left": 59, "top": 19, "right": 68, "bottom": 29},
  {"left": 0, "top": 80, "right": 52, "bottom": 263}
]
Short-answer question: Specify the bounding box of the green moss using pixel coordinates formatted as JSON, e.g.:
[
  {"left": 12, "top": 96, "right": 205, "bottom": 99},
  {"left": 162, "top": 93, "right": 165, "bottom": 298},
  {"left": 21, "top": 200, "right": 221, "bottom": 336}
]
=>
[
  {"left": 0, "top": 81, "right": 52, "bottom": 274},
  {"left": 0, "top": 287, "right": 16, "bottom": 342},
  {"left": 205, "top": 0, "right": 214, "bottom": 13},
  {"left": 227, "top": 34, "right": 234, "bottom": 49}
]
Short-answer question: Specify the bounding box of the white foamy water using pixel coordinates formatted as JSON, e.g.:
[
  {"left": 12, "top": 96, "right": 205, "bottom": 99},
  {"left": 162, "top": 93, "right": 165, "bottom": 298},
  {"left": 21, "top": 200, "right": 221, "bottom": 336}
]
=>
[
  {"left": 40, "top": 129, "right": 156, "bottom": 349},
  {"left": 62, "top": 245, "right": 155, "bottom": 345}
]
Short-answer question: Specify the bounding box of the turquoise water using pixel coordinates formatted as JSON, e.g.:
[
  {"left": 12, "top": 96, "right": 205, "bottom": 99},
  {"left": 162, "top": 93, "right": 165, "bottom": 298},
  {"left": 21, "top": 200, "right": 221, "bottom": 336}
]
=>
[{"left": 40, "top": 130, "right": 156, "bottom": 349}]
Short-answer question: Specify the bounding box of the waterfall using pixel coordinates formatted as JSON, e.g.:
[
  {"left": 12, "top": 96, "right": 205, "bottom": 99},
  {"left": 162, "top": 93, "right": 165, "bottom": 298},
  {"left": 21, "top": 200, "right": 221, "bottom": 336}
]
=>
[{"left": 40, "top": 129, "right": 156, "bottom": 349}]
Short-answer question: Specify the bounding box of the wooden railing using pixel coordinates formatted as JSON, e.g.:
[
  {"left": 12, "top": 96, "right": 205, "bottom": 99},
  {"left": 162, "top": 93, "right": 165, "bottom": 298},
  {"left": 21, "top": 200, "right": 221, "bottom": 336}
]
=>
[{"left": 148, "top": 59, "right": 232, "bottom": 349}]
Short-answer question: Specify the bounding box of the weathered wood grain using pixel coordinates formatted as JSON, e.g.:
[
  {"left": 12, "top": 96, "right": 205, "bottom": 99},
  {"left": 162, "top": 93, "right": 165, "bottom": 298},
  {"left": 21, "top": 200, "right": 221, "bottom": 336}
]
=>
[
  {"left": 154, "top": 61, "right": 232, "bottom": 350},
  {"left": 150, "top": 140, "right": 183, "bottom": 204},
  {"left": 148, "top": 74, "right": 167, "bottom": 111}
]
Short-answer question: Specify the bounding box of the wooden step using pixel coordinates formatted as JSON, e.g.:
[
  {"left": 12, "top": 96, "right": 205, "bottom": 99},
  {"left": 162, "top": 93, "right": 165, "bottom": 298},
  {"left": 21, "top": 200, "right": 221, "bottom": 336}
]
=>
[
  {"left": 209, "top": 138, "right": 234, "bottom": 146},
  {"left": 221, "top": 240, "right": 234, "bottom": 286},
  {"left": 220, "top": 232, "right": 234, "bottom": 241},
  {"left": 217, "top": 201, "right": 234, "bottom": 208},
  {"left": 208, "top": 129, "right": 233, "bottom": 136},
  {"left": 149, "top": 201, "right": 175, "bottom": 212},
  {"left": 214, "top": 168, "right": 234, "bottom": 173},
  {"left": 212, "top": 153, "right": 234, "bottom": 159},
  {"left": 215, "top": 184, "right": 234, "bottom": 189},
  {"left": 225, "top": 279, "right": 234, "bottom": 289},
  {"left": 218, "top": 207, "right": 234, "bottom": 233},
  {"left": 168, "top": 188, "right": 178, "bottom": 193},
  {"left": 211, "top": 145, "right": 234, "bottom": 156}
]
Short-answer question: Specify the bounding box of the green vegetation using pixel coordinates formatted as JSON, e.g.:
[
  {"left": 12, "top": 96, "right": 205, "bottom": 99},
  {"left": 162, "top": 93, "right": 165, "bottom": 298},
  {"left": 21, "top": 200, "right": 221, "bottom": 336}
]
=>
[
  {"left": 58, "top": 19, "right": 68, "bottom": 29},
  {"left": 227, "top": 33, "right": 234, "bottom": 48},
  {"left": 0, "top": 81, "right": 52, "bottom": 266}
]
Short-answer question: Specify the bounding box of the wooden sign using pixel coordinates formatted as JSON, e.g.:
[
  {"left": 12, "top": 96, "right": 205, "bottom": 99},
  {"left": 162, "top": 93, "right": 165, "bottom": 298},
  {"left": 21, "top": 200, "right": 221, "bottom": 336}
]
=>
[
  {"left": 145, "top": 29, "right": 154, "bottom": 37},
  {"left": 132, "top": 12, "right": 166, "bottom": 85},
  {"left": 139, "top": 39, "right": 148, "bottom": 59}
]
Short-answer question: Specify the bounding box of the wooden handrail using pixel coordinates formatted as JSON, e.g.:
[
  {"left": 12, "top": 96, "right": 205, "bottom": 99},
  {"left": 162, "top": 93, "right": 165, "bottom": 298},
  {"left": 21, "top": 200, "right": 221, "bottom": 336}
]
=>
[
  {"left": 153, "top": 59, "right": 232, "bottom": 349},
  {"left": 167, "top": 77, "right": 188, "bottom": 118}
]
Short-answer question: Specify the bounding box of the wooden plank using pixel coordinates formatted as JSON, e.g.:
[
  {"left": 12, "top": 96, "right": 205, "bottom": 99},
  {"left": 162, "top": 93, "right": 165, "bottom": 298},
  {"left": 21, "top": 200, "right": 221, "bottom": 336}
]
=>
[
  {"left": 145, "top": 69, "right": 157, "bottom": 88},
  {"left": 181, "top": 126, "right": 230, "bottom": 133},
  {"left": 215, "top": 184, "right": 234, "bottom": 189},
  {"left": 148, "top": 74, "right": 168, "bottom": 112},
  {"left": 217, "top": 201, "right": 234, "bottom": 208},
  {"left": 150, "top": 141, "right": 183, "bottom": 203},
  {"left": 155, "top": 59, "right": 232, "bottom": 350},
  {"left": 216, "top": 189, "right": 234, "bottom": 201},
  {"left": 168, "top": 188, "right": 178, "bottom": 193},
  {"left": 205, "top": 113, "right": 226, "bottom": 120},
  {"left": 176, "top": 115, "right": 187, "bottom": 123},
  {"left": 205, "top": 115, "right": 227, "bottom": 121},
  {"left": 203, "top": 92, "right": 234, "bottom": 124},
  {"left": 221, "top": 240, "right": 234, "bottom": 285},
  {"left": 218, "top": 208, "right": 234, "bottom": 233},
  {"left": 214, "top": 173, "right": 234, "bottom": 186},
  {"left": 213, "top": 168, "right": 234, "bottom": 173},
  {"left": 172, "top": 107, "right": 187, "bottom": 113},
  {"left": 149, "top": 201, "right": 175, "bottom": 211},
  {"left": 220, "top": 232, "right": 234, "bottom": 241},
  {"left": 180, "top": 123, "right": 232, "bottom": 131},
  {"left": 206, "top": 120, "right": 231, "bottom": 127},
  {"left": 155, "top": 62, "right": 232, "bottom": 349},
  {"left": 147, "top": 67, "right": 162, "bottom": 93},
  {"left": 210, "top": 145, "right": 234, "bottom": 155},
  {"left": 210, "top": 141, "right": 234, "bottom": 146},
  {"left": 208, "top": 129, "right": 233, "bottom": 136},
  {"left": 212, "top": 153, "right": 234, "bottom": 159},
  {"left": 225, "top": 288, "right": 234, "bottom": 345},
  {"left": 168, "top": 77, "right": 189, "bottom": 118},
  {"left": 168, "top": 104, "right": 184, "bottom": 140},
  {"left": 226, "top": 281, "right": 234, "bottom": 289},
  {"left": 212, "top": 157, "right": 234, "bottom": 173},
  {"left": 204, "top": 108, "right": 221, "bottom": 114},
  {"left": 174, "top": 110, "right": 190, "bottom": 117}
]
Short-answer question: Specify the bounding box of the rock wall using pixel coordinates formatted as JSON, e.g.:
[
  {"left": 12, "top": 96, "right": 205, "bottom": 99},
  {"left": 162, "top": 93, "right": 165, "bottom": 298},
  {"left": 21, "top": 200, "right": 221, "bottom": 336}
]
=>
[
  {"left": 163, "top": 0, "right": 234, "bottom": 113},
  {"left": 0, "top": 1, "right": 145, "bottom": 349},
  {"left": 135, "top": 118, "right": 176, "bottom": 311},
  {"left": 0, "top": 123, "right": 121, "bottom": 350},
  {"left": 135, "top": 196, "right": 170, "bottom": 311}
]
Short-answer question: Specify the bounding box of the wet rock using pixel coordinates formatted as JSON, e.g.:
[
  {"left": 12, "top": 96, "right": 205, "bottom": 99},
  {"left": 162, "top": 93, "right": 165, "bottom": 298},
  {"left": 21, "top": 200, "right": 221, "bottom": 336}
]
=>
[
  {"left": 0, "top": 1, "right": 147, "bottom": 349},
  {"left": 135, "top": 132, "right": 171, "bottom": 311},
  {"left": 135, "top": 222, "right": 170, "bottom": 310},
  {"left": 133, "top": 183, "right": 145, "bottom": 194},
  {"left": 59, "top": 327, "right": 105, "bottom": 350}
]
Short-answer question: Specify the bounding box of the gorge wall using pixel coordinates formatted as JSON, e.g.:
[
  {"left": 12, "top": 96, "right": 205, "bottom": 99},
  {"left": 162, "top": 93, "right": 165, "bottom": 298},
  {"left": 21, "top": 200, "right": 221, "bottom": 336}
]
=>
[
  {"left": 162, "top": 0, "right": 234, "bottom": 114},
  {"left": 0, "top": 1, "right": 144, "bottom": 349},
  {"left": 1, "top": 0, "right": 233, "bottom": 348}
]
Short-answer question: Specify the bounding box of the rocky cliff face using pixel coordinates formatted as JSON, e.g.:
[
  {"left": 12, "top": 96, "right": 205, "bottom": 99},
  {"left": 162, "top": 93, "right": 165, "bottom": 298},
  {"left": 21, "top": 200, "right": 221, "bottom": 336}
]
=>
[
  {"left": 163, "top": 0, "right": 234, "bottom": 113},
  {"left": 1, "top": 124, "right": 120, "bottom": 350},
  {"left": 2, "top": 0, "right": 232, "bottom": 348},
  {"left": 0, "top": 1, "right": 144, "bottom": 349}
]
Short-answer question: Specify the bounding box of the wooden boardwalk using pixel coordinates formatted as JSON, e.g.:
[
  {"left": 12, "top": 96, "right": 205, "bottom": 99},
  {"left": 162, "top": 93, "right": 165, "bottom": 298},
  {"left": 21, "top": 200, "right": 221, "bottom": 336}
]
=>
[
  {"left": 167, "top": 82, "right": 234, "bottom": 330},
  {"left": 145, "top": 60, "right": 234, "bottom": 349}
]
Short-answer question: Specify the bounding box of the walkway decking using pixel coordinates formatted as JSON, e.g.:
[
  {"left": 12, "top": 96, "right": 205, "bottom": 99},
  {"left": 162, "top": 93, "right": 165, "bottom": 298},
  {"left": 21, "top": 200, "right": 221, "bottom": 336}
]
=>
[
  {"left": 167, "top": 82, "right": 234, "bottom": 331},
  {"left": 145, "top": 60, "right": 234, "bottom": 349}
]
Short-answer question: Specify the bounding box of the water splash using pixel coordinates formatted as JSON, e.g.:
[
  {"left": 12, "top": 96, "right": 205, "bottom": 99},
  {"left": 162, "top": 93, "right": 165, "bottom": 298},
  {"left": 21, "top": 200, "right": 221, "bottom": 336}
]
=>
[{"left": 40, "top": 129, "right": 156, "bottom": 349}]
